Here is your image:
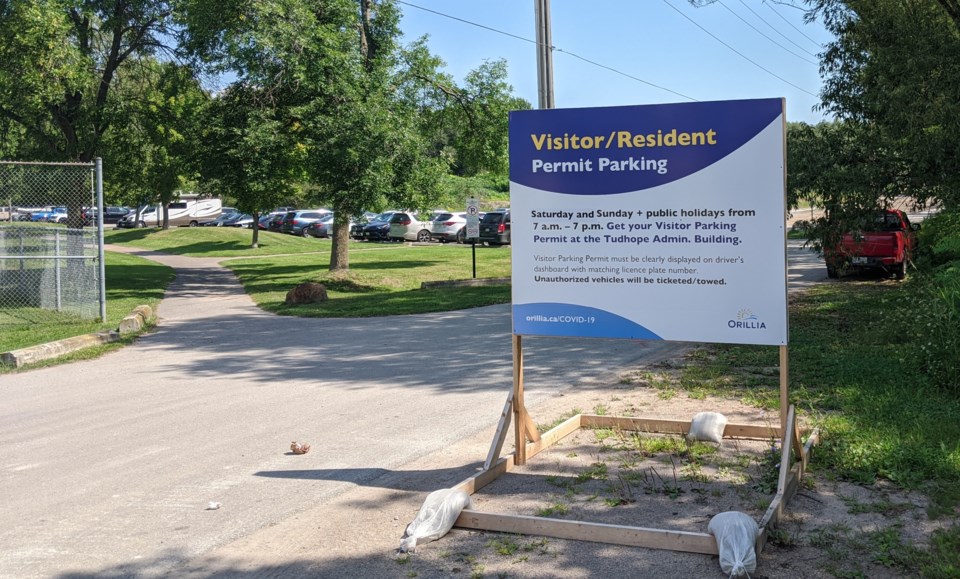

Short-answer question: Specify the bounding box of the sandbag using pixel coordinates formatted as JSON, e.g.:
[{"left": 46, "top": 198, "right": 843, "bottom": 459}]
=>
[
  {"left": 688, "top": 411, "right": 728, "bottom": 444},
  {"left": 708, "top": 511, "right": 758, "bottom": 578},
  {"left": 398, "top": 488, "right": 472, "bottom": 553}
]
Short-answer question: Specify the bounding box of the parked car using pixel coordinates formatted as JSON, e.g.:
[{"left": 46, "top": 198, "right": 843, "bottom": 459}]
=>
[
  {"left": 84, "top": 206, "right": 131, "bottom": 226},
  {"left": 30, "top": 207, "right": 67, "bottom": 222},
  {"left": 360, "top": 211, "right": 397, "bottom": 241},
  {"left": 266, "top": 212, "right": 287, "bottom": 232},
  {"left": 824, "top": 209, "right": 919, "bottom": 280},
  {"left": 201, "top": 212, "right": 241, "bottom": 227},
  {"left": 388, "top": 211, "right": 432, "bottom": 242},
  {"left": 223, "top": 213, "right": 255, "bottom": 228},
  {"left": 257, "top": 213, "right": 276, "bottom": 230},
  {"left": 478, "top": 209, "right": 511, "bottom": 245},
  {"left": 46, "top": 207, "right": 69, "bottom": 223},
  {"left": 430, "top": 211, "right": 467, "bottom": 243},
  {"left": 280, "top": 209, "right": 331, "bottom": 236},
  {"left": 304, "top": 214, "right": 338, "bottom": 238}
]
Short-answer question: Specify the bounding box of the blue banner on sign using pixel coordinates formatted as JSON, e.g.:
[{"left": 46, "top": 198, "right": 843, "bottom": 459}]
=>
[{"left": 509, "top": 99, "right": 783, "bottom": 195}]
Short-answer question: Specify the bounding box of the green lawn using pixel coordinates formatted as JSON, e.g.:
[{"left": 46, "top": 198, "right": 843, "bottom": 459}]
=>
[
  {"left": 103, "top": 226, "right": 514, "bottom": 316},
  {"left": 104, "top": 226, "right": 330, "bottom": 257},
  {"left": 224, "top": 242, "right": 512, "bottom": 317}
]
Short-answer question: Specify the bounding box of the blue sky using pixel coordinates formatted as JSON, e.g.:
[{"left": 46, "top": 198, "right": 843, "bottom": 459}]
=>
[{"left": 398, "top": 0, "right": 834, "bottom": 124}]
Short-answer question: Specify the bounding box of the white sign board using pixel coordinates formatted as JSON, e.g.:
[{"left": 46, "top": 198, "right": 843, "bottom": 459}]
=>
[
  {"left": 509, "top": 99, "right": 788, "bottom": 346},
  {"left": 466, "top": 196, "right": 480, "bottom": 239}
]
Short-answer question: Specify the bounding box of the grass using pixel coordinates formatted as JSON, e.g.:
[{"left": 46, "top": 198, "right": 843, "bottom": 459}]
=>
[
  {"left": 225, "top": 243, "right": 511, "bottom": 316},
  {"left": 103, "top": 227, "right": 513, "bottom": 317},
  {"left": 1, "top": 251, "right": 174, "bottom": 358},
  {"left": 680, "top": 282, "right": 960, "bottom": 499},
  {"left": 104, "top": 226, "right": 324, "bottom": 257}
]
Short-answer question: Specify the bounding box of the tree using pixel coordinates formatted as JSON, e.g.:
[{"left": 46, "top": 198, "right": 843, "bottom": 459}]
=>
[
  {"left": 0, "top": 0, "right": 177, "bottom": 163},
  {"left": 809, "top": 0, "right": 960, "bottom": 209},
  {"left": 300, "top": 0, "right": 449, "bottom": 271},
  {"left": 101, "top": 59, "right": 207, "bottom": 228},
  {"left": 197, "top": 85, "right": 305, "bottom": 247}
]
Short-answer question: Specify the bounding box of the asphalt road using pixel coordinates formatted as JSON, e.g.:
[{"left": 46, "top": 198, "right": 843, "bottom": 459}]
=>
[{"left": 0, "top": 242, "right": 825, "bottom": 578}]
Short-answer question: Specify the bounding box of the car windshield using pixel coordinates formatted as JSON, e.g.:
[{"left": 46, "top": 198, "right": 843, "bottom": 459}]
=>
[
  {"left": 433, "top": 213, "right": 454, "bottom": 221},
  {"left": 480, "top": 212, "right": 504, "bottom": 223}
]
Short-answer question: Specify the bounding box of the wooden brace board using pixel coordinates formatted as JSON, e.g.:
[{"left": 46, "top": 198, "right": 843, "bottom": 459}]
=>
[{"left": 454, "top": 407, "right": 816, "bottom": 556}]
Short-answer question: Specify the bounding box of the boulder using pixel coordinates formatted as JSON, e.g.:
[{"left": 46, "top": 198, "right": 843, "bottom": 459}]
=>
[{"left": 285, "top": 282, "right": 328, "bottom": 305}]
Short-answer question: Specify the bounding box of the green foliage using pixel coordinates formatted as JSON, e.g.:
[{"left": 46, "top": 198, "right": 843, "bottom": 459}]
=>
[
  {"left": 809, "top": 1, "right": 960, "bottom": 209},
  {"left": 0, "top": 0, "right": 176, "bottom": 162},
  {"left": 438, "top": 173, "right": 510, "bottom": 211}
]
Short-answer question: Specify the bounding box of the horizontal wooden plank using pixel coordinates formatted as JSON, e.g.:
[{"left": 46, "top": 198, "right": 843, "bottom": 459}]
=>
[
  {"left": 580, "top": 415, "right": 781, "bottom": 440},
  {"left": 455, "top": 510, "right": 718, "bottom": 555},
  {"left": 526, "top": 414, "right": 581, "bottom": 459},
  {"left": 453, "top": 456, "right": 514, "bottom": 495}
]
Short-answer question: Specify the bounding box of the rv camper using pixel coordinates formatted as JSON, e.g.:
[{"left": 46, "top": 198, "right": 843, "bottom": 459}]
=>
[{"left": 118, "top": 196, "right": 222, "bottom": 228}]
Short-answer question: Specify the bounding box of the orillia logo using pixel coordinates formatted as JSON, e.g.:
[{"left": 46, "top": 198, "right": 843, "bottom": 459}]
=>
[{"left": 728, "top": 308, "right": 766, "bottom": 330}]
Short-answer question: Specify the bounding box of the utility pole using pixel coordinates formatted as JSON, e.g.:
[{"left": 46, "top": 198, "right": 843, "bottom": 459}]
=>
[{"left": 534, "top": 0, "right": 554, "bottom": 109}]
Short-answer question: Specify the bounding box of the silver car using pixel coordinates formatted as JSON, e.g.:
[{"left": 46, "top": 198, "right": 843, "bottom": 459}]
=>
[
  {"left": 388, "top": 211, "right": 432, "bottom": 242},
  {"left": 429, "top": 212, "right": 467, "bottom": 243}
]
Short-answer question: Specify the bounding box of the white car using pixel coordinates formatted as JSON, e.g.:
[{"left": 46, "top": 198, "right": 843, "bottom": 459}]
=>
[
  {"left": 388, "top": 211, "right": 432, "bottom": 242},
  {"left": 429, "top": 211, "right": 467, "bottom": 243}
]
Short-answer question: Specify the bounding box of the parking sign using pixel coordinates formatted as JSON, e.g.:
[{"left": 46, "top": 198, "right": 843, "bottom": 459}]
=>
[{"left": 466, "top": 197, "right": 480, "bottom": 239}]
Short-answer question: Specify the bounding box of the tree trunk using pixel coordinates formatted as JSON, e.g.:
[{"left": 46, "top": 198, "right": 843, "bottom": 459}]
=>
[
  {"left": 329, "top": 221, "right": 350, "bottom": 271},
  {"left": 251, "top": 211, "right": 260, "bottom": 248}
]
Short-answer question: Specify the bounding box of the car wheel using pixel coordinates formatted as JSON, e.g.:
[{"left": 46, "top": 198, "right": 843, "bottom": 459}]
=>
[
  {"left": 893, "top": 261, "right": 906, "bottom": 280},
  {"left": 301, "top": 228, "right": 311, "bottom": 238},
  {"left": 138, "top": 220, "right": 146, "bottom": 228},
  {"left": 456, "top": 228, "right": 466, "bottom": 244},
  {"left": 189, "top": 220, "right": 198, "bottom": 227},
  {"left": 416, "top": 229, "right": 431, "bottom": 242}
]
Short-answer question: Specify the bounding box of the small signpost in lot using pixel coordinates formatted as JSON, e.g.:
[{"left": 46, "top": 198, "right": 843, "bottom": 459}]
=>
[{"left": 466, "top": 197, "right": 480, "bottom": 278}]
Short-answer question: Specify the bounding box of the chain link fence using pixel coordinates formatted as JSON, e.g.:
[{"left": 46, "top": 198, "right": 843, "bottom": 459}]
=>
[{"left": 0, "top": 160, "right": 105, "bottom": 326}]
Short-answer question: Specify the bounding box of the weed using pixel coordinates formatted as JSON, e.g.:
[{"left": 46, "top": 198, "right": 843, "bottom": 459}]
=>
[
  {"left": 487, "top": 535, "right": 520, "bottom": 556},
  {"left": 752, "top": 443, "right": 782, "bottom": 495},
  {"left": 767, "top": 528, "right": 797, "bottom": 548},
  {"left": 576, "top": 462, "right": 609, "bottom": 483},
  {"left": 395, "top": 554, "right": 410, "bottom": 565},
  {"left": 538, "top": 408, "right": 582, "bottom": 433},
  {"left": 593, "top": 403, "right": 608, "bottom": 415},
  {"left": 839, "top": 494, "right": 914, "bottom": 516},
  {"left": 535, "top": 501, "right": 569, "bottom": 517}
]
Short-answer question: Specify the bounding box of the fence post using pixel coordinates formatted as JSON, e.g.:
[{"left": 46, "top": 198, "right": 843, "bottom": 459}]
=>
[
  {"left": 96, "top": 158, "right": 106, "bottom": 322},
  {"left": 55, "top": 229, "right": 63, "bottom": 311}
]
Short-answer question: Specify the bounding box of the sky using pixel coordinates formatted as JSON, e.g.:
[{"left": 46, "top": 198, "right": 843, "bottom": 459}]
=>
[{"left": 397, "top": 0, "right": 834, "bottom": 124}]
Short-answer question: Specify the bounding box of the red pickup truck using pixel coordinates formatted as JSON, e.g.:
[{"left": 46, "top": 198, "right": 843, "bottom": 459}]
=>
[{"left": 825, "top": 209, "right": 919, "bottom": 280}]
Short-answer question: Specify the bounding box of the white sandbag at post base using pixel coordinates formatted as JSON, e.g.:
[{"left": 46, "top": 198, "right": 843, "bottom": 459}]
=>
[
  {"left": 688, "top": 411, "right": 728, "bottom": 444},
  {"left": 708, "top": 511, "right": 758, "bottom": 577},
  {"left": 399, "top": 488, "right": 472, "bottom": 553}
]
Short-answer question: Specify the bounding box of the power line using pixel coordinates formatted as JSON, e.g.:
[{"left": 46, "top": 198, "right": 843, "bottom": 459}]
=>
[
  {"left": 396, "top": 0, "right": 697, "bottom": 102},
  {"left": 662, "top": 0, "right": 818, "bottom": 97},
  {"left": 765, "top": 0, "right": 824, "bottom": 50},
  {"left": 715, "top": 0, "right": 816, "bottom": 64},
  {"left": 732, "top": 0, "right": 819, "bottom": 58}
]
